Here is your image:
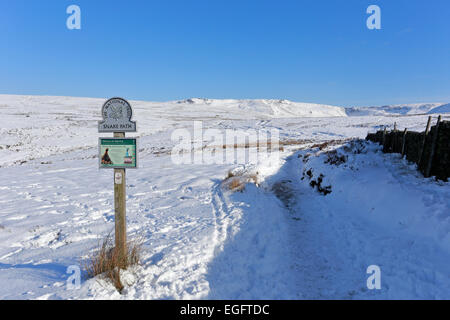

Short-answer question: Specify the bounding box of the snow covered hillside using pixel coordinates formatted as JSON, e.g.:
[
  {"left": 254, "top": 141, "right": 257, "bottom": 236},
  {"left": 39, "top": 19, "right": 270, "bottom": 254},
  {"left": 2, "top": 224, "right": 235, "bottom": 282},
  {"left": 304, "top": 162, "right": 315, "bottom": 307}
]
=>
[
  {"left": 346, "top": 103, "right": 449, "bottom": 116},
  {"left": 428, "top": 103, "right": 450, "bottom": 114},
  {"left": 0, "top": 95, "right": 449, "bottom": 300},
  {"left": 175, "top": 98, "right": 348, "bottom": 118}
]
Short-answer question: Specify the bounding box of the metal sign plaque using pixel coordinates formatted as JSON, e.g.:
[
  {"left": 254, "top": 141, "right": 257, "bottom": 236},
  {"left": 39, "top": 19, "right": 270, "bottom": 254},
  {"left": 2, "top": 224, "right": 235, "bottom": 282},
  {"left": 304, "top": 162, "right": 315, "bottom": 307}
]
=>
[
  {"left": 99, "top": 138, "right": 138, "bottom": 169},
  {"left": 98, "top": 97, "right": 137, "bottom": 132},
  {"left": 115, "top": 172, "right": 123, "bottom": 184}
]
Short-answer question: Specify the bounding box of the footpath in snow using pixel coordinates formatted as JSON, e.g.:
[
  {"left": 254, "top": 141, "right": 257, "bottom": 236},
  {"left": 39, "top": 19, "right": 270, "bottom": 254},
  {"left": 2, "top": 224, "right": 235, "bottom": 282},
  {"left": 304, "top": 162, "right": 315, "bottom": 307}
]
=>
[
  {"left": 252, "top": 140, "right": 450, "bottom": 299},
  {"left": 179, "top": 138, "right": 450, "bottom": 300}
]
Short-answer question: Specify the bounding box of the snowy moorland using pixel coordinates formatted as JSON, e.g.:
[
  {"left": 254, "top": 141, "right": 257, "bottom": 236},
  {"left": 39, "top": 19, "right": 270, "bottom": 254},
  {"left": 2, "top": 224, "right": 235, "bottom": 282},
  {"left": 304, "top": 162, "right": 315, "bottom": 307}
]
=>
[
  {"left": 0, "top": 95, "right": 449, "bottom": 300},
  {"left": 345, "top": 102, "right": 449, "bottom": 116}
]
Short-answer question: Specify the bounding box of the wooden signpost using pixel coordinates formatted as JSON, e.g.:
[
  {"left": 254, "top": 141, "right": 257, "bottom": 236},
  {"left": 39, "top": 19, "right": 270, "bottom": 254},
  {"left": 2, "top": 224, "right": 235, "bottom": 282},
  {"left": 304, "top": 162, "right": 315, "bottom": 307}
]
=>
[{"left": 99, "top": 98, "right": 137, "bottom": 266}]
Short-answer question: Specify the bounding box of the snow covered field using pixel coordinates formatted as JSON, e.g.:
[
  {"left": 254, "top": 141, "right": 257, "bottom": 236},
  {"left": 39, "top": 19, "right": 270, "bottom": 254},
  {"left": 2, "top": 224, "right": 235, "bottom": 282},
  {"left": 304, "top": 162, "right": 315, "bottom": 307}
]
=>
[{"left": 0, "top": 95, "right": 449, "bottom": 299}]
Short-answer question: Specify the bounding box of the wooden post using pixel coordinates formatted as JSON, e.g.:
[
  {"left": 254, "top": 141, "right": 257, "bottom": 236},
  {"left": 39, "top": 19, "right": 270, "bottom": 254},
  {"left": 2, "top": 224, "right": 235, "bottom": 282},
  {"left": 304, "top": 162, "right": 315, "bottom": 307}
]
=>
[
  {"left": 425, "top": 115, "right": 442, "bottom": 178},
  {"left": 114, "top": 132, "right": 127, "bottom": 266},
  {"left": 418, "top": 116, "right": 432, "bottom": 167},
  {"left": 389, "top": 125, "right": 396, "bottom": 153},
  {"left": 401, "top": 128, "right": 408, "bottom": 158}
]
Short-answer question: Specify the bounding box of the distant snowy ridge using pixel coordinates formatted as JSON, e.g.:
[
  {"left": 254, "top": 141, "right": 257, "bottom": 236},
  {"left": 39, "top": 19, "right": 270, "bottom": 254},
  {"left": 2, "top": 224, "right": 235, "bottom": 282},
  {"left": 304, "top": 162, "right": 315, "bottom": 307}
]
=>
[
  {"left": 346, "top": 103, "right": 450, "bottom": 116},
  {"left": 0, "top": 95, "right": 347, "bottom": 121},
  {"left": 2, "top": 95, "right": 449, "bottom": 120},
  {"left": 171, "top": 98, "right": 347, "bottom": 118}
]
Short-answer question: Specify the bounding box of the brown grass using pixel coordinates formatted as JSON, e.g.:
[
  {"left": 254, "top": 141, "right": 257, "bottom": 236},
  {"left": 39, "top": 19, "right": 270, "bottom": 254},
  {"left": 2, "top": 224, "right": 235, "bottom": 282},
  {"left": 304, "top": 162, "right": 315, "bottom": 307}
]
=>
[
  {"left": 84, "top": 235, "right": 142, "bottom": 293},
  {"left": 215, "top": 138, "right": 349, "bottom": 153},
  {"left": 226, "top": 169, "right": 236, "bottom": 179},
  {"left": 221, "top": 141, "right": 285, "bottom": 151},
  {"left": 310, "top": 139, "right": 352, "bottom": 150},
  {"left": 222, "top": 170, "right": 259, "bottom": 192},
  {"left": 228, "top": 177, "right": 246, "bottom": 192}
]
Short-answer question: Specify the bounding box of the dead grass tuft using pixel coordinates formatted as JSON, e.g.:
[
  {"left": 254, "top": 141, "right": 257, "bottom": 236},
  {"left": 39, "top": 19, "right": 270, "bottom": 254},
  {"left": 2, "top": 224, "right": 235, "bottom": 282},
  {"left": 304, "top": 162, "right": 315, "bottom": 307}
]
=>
[
  {"left": 222, "top": 170, "right": 259, "bottom": 192},
  {"left": 228, "top": 177, "right": 246, "bottom": 192},
  {"left": 226, "top": 170, "right": 236, "bottom": 179},
  {"left": 84, "top": 234, "right": 142, "bottom": 293},
  {"left": 310, "top": 139, "right": 351, "bottom": 151}
]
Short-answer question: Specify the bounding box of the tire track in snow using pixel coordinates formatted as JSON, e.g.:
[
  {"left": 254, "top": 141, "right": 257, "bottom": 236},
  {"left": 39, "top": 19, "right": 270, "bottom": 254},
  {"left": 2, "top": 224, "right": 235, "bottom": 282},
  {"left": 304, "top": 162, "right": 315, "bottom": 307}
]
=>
[{"left": 207, "top": 177, "right": 298, "bottom": 299}]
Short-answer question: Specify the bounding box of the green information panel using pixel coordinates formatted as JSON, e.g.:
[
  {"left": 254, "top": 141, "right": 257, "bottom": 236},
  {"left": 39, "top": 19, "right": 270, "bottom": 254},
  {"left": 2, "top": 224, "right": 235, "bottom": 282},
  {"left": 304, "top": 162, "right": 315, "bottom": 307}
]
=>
[{"left": 99, "top": 138, "right": 137, "bottom": 169}]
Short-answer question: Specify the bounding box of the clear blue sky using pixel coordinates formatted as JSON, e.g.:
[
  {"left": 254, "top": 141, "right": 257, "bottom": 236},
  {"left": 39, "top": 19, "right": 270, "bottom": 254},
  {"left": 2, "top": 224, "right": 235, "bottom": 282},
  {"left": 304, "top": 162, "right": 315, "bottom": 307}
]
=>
[{"left": 1, "top": 0, "right": 449, "bottom": 106}]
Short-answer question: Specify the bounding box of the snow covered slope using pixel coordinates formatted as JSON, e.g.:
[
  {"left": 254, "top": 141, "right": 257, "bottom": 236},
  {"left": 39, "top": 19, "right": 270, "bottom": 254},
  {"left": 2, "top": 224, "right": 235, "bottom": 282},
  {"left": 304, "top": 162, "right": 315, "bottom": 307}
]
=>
[
  {"left": 428, "top": 103, "right": 450, "bottom": 114},
  {"left": 346, "top": 103, "right": 449, "bottom": 116}
]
